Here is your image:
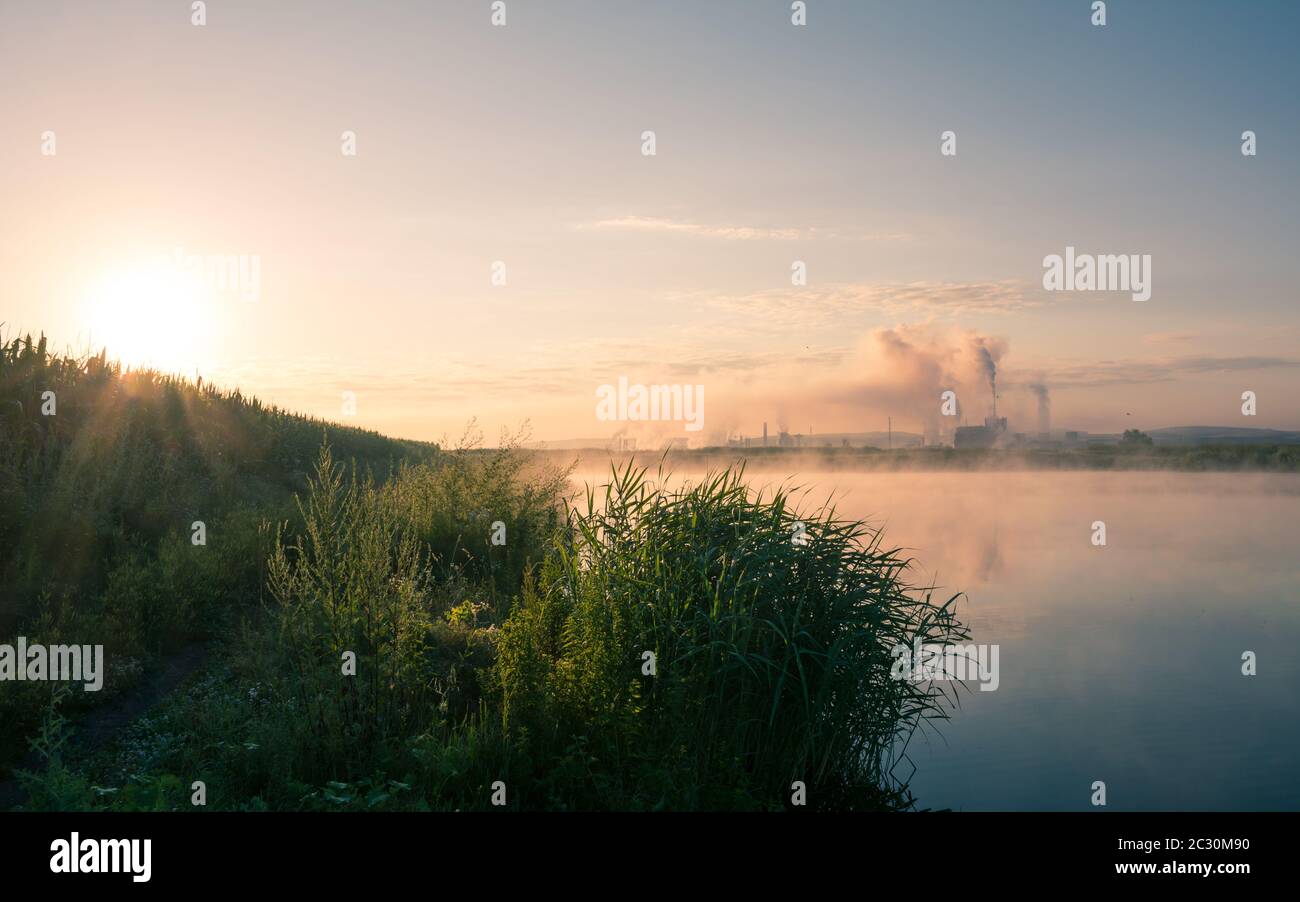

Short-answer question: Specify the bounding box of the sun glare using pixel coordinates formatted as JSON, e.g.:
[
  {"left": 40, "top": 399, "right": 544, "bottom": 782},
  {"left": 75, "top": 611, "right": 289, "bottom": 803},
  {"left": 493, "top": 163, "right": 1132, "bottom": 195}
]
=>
[{"left": 82, "top": 263, "right": 212, "bottom": 371}]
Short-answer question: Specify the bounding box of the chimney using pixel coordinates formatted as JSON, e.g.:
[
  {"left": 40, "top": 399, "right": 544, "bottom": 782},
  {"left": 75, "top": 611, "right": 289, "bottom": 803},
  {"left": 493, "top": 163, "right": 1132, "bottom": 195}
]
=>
[{"left": 763, "top": 422, "right": 768, "bottom": 448}]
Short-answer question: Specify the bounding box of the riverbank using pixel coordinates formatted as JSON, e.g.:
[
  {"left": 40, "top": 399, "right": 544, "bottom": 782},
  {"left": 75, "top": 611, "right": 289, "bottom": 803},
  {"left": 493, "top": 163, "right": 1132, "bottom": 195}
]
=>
[{"left": 534, "top": 443, "right": 1300, "bottom": 473}]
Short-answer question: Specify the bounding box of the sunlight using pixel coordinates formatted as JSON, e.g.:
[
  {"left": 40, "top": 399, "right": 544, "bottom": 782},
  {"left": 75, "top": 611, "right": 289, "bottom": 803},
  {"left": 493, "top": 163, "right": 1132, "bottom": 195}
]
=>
[{"left": 82, "top": 261, "right": 212, "bottom": 371}]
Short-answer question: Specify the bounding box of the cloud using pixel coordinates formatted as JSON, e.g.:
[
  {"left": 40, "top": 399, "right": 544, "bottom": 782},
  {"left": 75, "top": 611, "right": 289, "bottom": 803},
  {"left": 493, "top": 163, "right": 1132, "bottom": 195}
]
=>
[
  {"left": 1042, "top": 354, "right": 1300, "bottom": 388},
  {"left": 1142, "top": 330, "right": 1199, "bottom": 345},
  {"left": 698, "top": 280, "right": 1058, "bottom": 327},
  {"left": 578, "top": 216, "right": 911, "bottom": 243}
]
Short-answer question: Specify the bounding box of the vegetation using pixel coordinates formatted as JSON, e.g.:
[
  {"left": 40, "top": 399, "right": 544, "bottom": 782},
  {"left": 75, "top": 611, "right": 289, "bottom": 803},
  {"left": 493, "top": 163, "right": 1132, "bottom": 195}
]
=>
[
  {"left": 493, "top": 464, "right": 966, "bottom": 809},
  {"left": 1119, "top": 428, "right": 1154, "bottom": 449},
  {"left": 0, "top": 332, "right": 433, "bottom": 773},
  {"left": 4, "top": 334, "right": 970, "bottom": 811}
]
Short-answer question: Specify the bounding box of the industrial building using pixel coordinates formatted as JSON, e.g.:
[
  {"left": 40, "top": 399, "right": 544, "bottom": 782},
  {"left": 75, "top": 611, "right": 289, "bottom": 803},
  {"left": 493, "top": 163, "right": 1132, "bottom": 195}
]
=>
[
  {"left": 954, "top": 376, "right": 1009, "bottom": 449},
  {"left": 954, "top": 416, "right": 1008, "bottom": 449}
]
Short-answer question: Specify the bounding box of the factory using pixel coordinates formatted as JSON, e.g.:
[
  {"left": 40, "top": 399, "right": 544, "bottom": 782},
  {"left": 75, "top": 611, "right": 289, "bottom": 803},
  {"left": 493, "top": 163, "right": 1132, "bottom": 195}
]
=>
[
  {"left": 954, "top": 373, "right": 1010, "bottom": 449},
  {"left": 954, "top": 416, "right": 1008, "bottom": 449},
  {"left": 722, "top": 373, "right": 1091, "bottom": 452}
]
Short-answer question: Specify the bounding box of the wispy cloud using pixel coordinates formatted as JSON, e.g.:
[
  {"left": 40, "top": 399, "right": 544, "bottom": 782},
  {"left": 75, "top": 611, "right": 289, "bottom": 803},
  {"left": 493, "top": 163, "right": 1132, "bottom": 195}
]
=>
[
  {"left": 1142, "top": 330, "right": 1200, "bottom": 345},
  {"left": 578, "top": 216, "right": 911, "bottom": 243},
  {"left": 1042, "top": 354, "right": 1300, "bottom": 388},
  {"left": 697, "top": 280, "right": 1059, "bottom": 328}
]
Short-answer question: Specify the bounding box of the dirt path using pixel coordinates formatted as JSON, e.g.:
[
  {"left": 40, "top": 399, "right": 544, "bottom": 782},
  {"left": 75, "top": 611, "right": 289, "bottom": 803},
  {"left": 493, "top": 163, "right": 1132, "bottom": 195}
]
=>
[{"left": 0, "top": 642, "right": 210, "bottom": 809}]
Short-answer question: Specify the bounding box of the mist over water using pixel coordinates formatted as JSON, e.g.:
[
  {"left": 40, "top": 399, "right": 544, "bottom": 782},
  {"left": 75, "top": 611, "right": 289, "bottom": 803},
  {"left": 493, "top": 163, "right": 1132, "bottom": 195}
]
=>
[{"left": 570, "top": 464, "right": 1300, "bottom": 810}]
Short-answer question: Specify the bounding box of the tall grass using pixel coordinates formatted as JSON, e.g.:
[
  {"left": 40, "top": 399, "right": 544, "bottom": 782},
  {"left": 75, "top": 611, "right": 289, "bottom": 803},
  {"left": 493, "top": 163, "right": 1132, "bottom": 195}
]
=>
[
  {"left": 221, "top": 437, "right": 568, "bottom": 798},
  {"left": 0, "top": 331, "right": 433, "bottom": 777},
  {"left": 261, "top": 445, "right": 435, "bottom": 770},
  {"left": 382, "top": 422, "right": 570, "bottom": 602},
  {"left": 494, "top": 462, "right": 968, "bottom": 810}
]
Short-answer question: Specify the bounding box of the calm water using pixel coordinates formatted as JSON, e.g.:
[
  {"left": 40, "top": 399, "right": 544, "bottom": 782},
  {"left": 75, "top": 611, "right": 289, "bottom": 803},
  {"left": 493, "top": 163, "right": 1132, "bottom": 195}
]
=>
[{"left": 573, "top": 466, "right": 1300, "bottom": 811}]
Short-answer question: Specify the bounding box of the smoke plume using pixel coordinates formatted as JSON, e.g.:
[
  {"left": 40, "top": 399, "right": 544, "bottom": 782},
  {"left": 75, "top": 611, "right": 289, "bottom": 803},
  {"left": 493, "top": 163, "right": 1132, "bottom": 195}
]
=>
[{"left": 1028, "top": 382, "right": 1051, "bottom": 434}]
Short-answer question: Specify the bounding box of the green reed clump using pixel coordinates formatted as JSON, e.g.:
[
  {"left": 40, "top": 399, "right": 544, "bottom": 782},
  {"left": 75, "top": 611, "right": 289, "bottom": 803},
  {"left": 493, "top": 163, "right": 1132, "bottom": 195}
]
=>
[
  {"left": 495, "top": 461, "right": 968, "bottom": 810},
  {"left": 258, "top": 445, "right": 437, "bottom": 777},
  {"left": 381, "top": 422, "right": 570, "bottom": 603},
  {"left": 231, "top": 437, "right": 566, "bottom": 795}
]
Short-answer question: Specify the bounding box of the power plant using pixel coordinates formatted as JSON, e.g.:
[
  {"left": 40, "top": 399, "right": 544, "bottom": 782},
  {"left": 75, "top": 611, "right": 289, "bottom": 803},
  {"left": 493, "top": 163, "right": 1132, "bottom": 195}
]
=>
[
  {"left": 723, "top": 376, "right": 1076, "bottom": 451},
  {"left": 954, "top": 373, "right": 1008, "bottom": 449}
]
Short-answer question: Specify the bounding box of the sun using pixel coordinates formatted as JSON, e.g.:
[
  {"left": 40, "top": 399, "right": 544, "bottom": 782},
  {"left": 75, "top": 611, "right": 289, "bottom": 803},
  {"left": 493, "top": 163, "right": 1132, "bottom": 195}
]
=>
[{"left": 82, "top": 261, "right": 213, "bottom": 371}]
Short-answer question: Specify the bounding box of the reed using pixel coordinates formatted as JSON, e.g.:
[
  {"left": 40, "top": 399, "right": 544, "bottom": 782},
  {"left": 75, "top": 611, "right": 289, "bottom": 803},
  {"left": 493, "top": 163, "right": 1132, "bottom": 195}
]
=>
[{"left": 495, "top": 460, "right": 969, "bottom": 810}]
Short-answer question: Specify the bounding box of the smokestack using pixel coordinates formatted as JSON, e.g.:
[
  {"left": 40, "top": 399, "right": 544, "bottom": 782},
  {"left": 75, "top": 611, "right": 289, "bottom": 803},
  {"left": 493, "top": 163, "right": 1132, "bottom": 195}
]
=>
[
  {"left": 991, "top": 375, "right": 997, "bottom": 420},
  {"left": 763, "top": 422, "right": 768, "bottom": 448}
]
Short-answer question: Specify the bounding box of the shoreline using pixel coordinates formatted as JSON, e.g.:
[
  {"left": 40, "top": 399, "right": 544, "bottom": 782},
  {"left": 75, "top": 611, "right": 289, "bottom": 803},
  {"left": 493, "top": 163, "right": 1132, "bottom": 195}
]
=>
[{"left": 531, "top": 445, "right": 1300, "bottom": 474}]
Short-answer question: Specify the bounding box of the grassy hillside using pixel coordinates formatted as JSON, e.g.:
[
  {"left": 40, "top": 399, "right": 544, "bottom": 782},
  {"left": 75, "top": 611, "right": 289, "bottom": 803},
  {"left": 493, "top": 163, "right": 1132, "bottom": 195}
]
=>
[{"left": 0, "top": 333, "right": 435, "bottom": 771}]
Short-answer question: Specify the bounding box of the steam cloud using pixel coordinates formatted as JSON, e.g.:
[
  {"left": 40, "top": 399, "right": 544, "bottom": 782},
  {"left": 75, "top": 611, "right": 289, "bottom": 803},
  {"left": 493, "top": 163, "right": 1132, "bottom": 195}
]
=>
[
  {"left": 608, "top": 326, "right": 1027, "bottom": 448},
  {"left": 973, "top": 339, "right": 999, "bottom": 389},
  {"left": 1028, "top": 383, "right": 1051, "bottom": 434},
  {"left": 690, "top": 326, "right": 1013, "bottom": 446}
]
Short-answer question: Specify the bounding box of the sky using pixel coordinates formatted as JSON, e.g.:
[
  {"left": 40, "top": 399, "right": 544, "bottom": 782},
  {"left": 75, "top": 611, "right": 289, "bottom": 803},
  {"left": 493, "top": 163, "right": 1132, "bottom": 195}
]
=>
[{"left": 2, "top": 0, "right": 1298, "bottom": 445}]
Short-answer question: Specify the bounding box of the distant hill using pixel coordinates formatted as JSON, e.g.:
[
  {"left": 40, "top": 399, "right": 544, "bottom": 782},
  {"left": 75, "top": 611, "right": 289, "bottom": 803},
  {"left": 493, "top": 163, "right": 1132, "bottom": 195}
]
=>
[{"left": 1147, "top": 425, "right": 1300, "bottom": 446}]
